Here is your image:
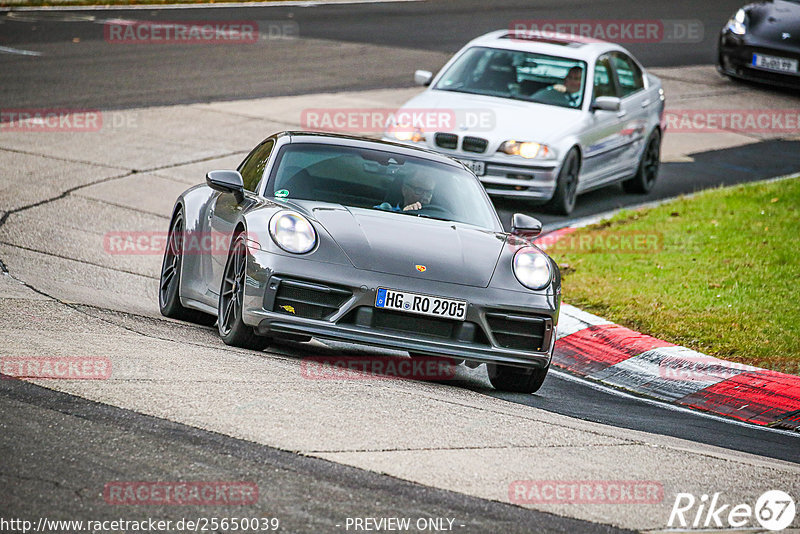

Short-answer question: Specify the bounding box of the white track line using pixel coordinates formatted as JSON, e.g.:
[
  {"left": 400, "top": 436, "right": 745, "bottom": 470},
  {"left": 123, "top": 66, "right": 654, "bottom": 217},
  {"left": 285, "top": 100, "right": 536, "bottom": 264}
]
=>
[
  {"left": 0, "top": 45, "right": 42, "bottom": 56},
  {"left": 1, "top": 0, "right": 422, "bottom": 12},
  {"left": 550, "top": 368, "right": 800, "bottom": 438}
]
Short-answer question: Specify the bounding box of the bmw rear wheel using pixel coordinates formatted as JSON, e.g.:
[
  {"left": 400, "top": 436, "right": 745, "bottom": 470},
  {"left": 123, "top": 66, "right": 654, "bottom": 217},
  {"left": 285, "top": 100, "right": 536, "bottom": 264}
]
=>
[
  {"left": 159, "top": 208, "right": 216, "bottom": 325},
  {"left": 487, "top": 363, "right": 549, "bottom": 394},
  {"left": 623, "top": 129, "right": 661, "bottom": 194},
  {"left": 218, "top": 232, "right": 271, "bottom": 350}
]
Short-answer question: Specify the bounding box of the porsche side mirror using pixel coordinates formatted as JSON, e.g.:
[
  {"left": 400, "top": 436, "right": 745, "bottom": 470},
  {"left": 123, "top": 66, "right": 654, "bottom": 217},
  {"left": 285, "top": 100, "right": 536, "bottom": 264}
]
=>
[
  {"left": 414, "top": 70, "right": 433, "bottom": 86},
  {"left": 206, "top": 170, "right": 245, "bottom": 203},
  {"left": 591, "top": 96, "right": 621, "bottom": 112},
  {"left": 511, "top": 213, "right": 543, "bottom": 238}
]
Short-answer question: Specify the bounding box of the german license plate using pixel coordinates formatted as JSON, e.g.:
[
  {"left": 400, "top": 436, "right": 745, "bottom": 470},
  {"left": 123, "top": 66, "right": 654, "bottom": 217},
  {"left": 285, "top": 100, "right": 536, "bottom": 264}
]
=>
[
  {"left": 457, "top": 159, "right": 486, "bottom": 176},
  {"left": 752, "top": 53, "right": 798, "bottom": 74},
  {"left": 375, "top": 288, "right": 467, "bottom": 320}
]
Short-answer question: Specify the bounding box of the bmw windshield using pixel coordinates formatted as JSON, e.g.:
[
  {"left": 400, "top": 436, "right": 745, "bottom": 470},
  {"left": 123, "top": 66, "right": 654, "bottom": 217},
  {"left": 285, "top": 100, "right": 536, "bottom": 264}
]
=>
[{"left": 435, "top": 46, "right": 588, "bottom": 109}]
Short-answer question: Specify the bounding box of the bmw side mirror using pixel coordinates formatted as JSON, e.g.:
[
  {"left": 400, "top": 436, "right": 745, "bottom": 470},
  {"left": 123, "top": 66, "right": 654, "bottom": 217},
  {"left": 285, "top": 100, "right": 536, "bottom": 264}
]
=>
[
  {"left": 414, "top": 70, "right": 433, "bottom": 86},
  {"left": 206, "top": 170, "right": 245, "bottom": 203},
  {"left": 511, "top": 213, "right": 543, "bottom": 238},
  {"left": 591, "top": 96, "right": 621, "bottom": 112}
]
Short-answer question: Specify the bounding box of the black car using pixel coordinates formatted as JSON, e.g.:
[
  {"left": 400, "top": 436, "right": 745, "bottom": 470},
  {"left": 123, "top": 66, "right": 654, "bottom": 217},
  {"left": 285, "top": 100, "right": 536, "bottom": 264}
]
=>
[{"left": 718, "top": 0, "right": 800, "bottom": 89}]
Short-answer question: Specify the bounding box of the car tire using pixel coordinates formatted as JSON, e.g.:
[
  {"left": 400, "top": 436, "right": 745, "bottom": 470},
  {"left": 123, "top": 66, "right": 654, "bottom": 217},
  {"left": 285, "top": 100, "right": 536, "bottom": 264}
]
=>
[
  {"left": 159, "top": 208, "right": 216, "bottom": 326},
  {"left": 623, "top": 129, "right": 661, "bottom": 194},
  {"left": 547, "top": 148, "right": 580, "bottom": 216},
  {"left": 487, "top": 363, "right": 549, "bottom": 394},
  {"left": 218, "top": 232, "right": 271, "bottom": 351}
]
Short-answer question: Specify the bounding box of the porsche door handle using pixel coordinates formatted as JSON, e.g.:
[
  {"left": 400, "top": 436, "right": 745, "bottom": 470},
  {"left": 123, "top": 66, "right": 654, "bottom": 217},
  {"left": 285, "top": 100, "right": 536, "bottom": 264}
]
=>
[{"left": 641, "top": 99, "right": 651, "bottom": 108}]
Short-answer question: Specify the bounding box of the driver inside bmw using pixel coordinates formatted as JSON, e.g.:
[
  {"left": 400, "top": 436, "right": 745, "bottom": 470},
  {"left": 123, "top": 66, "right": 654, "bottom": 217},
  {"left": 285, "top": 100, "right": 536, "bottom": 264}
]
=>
[{"left": 376, "top": 175, "right": 436, "bottom": 212}]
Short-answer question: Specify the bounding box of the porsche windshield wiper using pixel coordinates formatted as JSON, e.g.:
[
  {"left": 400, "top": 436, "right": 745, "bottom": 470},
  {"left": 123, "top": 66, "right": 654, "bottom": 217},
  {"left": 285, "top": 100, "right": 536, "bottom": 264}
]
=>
[{"left": 414, "top": 213, "right": 451, "bottom": 222}]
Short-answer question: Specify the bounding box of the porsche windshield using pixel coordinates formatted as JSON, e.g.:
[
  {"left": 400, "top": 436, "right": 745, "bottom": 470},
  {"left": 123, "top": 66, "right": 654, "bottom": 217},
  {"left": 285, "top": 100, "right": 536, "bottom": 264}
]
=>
[
  {"left": 269, "top": 143, "right": 500, "bottom": 230},
  {"left": 435, "top": 46, "right": 588, "bottom": 109}
]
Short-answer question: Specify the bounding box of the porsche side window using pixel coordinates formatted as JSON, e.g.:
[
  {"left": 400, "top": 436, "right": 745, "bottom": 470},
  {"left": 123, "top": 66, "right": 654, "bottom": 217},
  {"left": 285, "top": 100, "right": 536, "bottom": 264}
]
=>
[
  {"left": 238, "top": 138, "right": 275, "bottom": 192},
  {"left": 593, "top": 55, "right": 619, "bottom": 99},
  {"left": 611, "top": 53, "right": 645, "bottom": 97}
]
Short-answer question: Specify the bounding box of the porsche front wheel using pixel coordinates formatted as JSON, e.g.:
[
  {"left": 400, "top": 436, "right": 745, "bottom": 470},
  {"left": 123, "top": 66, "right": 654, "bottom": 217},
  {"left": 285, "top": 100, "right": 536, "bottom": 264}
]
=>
[
  {"left": 487, "top": 363, "right": 549, "bottom": 394},
  {"left": 218, "top": 232, "right": 271, "bottom": 351}
]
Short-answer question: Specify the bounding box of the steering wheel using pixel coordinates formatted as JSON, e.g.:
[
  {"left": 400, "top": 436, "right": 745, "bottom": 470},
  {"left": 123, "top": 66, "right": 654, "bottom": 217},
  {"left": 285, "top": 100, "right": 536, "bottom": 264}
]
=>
[{"left": 413, "top": 204, "right": 450, "bottom": 218}]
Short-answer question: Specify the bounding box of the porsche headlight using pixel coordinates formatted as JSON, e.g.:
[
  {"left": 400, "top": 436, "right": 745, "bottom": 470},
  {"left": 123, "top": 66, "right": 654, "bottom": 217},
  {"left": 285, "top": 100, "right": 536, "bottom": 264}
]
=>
[
  {"left": 268, "top": 211, "right": 316, "bottom": 254},
  {"left": 727, "top": 9, "right": 747, "bottom": 35},
  {"left": 498, "top": 140, "right": 556, "bottom": 160},
  {"left": 513, "top": 247, "right": 552, "bottom": 290}
]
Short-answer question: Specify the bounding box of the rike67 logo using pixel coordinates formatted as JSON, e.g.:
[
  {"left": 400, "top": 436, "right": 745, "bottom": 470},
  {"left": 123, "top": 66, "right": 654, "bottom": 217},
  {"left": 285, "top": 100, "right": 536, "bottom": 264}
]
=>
[{"left": 668, "top": 490, "right": 796, "bottom": 531}]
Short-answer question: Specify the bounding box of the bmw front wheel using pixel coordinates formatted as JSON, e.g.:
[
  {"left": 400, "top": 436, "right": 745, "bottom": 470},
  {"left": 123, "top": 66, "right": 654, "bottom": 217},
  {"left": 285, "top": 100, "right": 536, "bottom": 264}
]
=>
[{"left": 547, "top": 148, "right": 580, "bottom": 216}]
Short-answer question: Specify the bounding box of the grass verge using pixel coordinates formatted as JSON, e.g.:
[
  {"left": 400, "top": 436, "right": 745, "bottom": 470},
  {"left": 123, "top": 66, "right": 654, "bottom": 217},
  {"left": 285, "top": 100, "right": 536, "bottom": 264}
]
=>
[{"left": 549, "top": 175, "right": 800, "bottom": 375}]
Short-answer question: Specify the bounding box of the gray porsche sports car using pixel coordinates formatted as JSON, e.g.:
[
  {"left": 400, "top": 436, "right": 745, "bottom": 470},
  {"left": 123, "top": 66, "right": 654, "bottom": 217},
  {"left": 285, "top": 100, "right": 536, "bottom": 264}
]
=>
[{"left": 159, "top": 131, "right": 561, "bottom": 393}]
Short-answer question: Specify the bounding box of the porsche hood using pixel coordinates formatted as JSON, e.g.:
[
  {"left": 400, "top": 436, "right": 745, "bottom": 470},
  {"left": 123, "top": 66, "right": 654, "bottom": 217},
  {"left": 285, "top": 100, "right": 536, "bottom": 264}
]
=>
[{"left": 306, "top": 204, "right": 506, "bottom": 287}]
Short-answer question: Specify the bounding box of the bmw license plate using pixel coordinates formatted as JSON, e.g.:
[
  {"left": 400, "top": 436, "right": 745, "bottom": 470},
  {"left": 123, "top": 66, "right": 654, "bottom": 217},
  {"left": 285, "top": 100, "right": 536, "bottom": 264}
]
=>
[
  {"left": 457, "top": 159, "right": 486, "bottom": 176},
  {"left": 752, "top": 53, "right": 798, "bottom": 74},
  {"left": 375, "top": 288, "right": 467, "bottom": 320}
]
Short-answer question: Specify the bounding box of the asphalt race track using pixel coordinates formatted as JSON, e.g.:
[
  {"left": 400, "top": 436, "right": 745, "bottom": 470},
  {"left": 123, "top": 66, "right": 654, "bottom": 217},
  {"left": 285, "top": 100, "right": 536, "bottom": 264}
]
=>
[
  {"left": 2, "top": 1, "right": 799, "bottom": 532},
  {"left": 0, "top": 0, "right": 761, "bottom": 109}
]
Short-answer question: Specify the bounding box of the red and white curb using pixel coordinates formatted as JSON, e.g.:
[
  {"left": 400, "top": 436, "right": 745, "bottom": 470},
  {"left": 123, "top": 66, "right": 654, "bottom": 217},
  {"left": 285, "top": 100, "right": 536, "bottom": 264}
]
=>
[{"left": 536, "top": 223, "right": 800, "bottom": 431}]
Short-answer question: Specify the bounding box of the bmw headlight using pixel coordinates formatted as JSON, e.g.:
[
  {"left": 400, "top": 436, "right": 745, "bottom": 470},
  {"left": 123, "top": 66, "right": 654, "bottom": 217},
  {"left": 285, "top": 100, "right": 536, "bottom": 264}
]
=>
[
  {"left": 387, "top": 123, "right": 425, "bottom": 143},
  {"left": 727, "top": 9, "right": 747, "bottom": 35},
  {"left": 498, "top": 140, "right": 556, "bottom": 160},
  {"left": 268, "top": 211, "right": 316, "bottom": 254},
  {"left": 385, "top": 115, "right": 426, "bottom": 143},
  {"left": 513, "top": 247, "right": 552, "bottom": 290}
]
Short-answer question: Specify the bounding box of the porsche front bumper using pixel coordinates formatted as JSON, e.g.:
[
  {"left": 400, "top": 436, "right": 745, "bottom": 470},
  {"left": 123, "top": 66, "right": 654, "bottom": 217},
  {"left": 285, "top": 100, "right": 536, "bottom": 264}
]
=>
[{"left": 242, "top": 249, "right": 559, "bottom": 370}]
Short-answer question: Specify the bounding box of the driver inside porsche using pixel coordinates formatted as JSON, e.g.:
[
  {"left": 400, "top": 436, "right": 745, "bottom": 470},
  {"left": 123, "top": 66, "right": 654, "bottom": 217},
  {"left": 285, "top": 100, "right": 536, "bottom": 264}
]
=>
[{"left": 376, "top": 174, "right": 436, "bottom": 212}]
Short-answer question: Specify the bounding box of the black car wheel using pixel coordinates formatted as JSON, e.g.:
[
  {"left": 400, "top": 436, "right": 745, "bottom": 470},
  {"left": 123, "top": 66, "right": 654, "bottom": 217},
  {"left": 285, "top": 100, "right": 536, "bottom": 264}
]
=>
[
  {"left": 218, "top": 232, "right": 271, "bottom": 350},
  {"left": 487, "top": 363, "right": 549, "bottom": 394},
  {"left": 547, "top": 148, "right": 580, "bottom": 216},
  {"left": 159, "top": 208, "right": 216, "bottom": 325},
  {"left": 623, "top": 130, "right": 661, "bottom": 194}
]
